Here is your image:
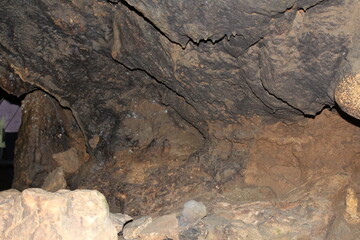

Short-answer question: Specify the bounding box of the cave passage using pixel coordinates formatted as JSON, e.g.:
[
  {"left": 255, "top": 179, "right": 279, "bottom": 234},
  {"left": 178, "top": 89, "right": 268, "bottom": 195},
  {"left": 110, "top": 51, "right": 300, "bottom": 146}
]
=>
[{"left": 0, "top": 89, "right": 22, "bottom": 191}]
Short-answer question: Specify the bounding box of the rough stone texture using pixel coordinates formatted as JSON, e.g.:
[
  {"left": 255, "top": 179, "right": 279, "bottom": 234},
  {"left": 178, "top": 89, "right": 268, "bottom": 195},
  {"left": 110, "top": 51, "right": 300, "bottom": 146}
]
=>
[
  {"left": 244, "top": 109, "right": 360, "bottom": 196},
  {"left": 109, "top": 213, "right": 133, "bottom": 233},
  {"left": 0, "top": 0, "right": 360, "bottom": 220},
  {"left": 0, "top": 188, "right": 118, "bottom": 240},
  {"left": 121, "top": 174, "right": 355, "bottom": 240},
  {"left": 13, "top": 90, "right": 88, "bottom": 190},
  {"left": 122, "top": 216, "right": 153, "bottom": 239},
  {"left": 52, "top": 148, "right": 82, "bottom": 174},
  {"left": 205, "top": 176, "right": 344, "bottom": 240},
  {"left": 0, "top": 1, "right": 359, "bottom": 238},
  {"left": 180, "top": 200, "right": 207, "bottom": 225},
  {"left": 41, "top": 167, "right": 67, "bottom": 192},
  {"left": 112, "top": 0, "right": 358, "bottom": 117},
  {"left": 344, "top": 188, "right": 360, "bottom": 224},
  {"left": 0, "top": 173, "right": 358, "bottom": 240},
  {"left": 122, "top": 208, "right": 208, "bottom": 240},
  {"left": 335, "top": 74, "right": 360, "bottom": 119},
  {"left": 135, "top": 214, "right": 180, "bottom": 240}
]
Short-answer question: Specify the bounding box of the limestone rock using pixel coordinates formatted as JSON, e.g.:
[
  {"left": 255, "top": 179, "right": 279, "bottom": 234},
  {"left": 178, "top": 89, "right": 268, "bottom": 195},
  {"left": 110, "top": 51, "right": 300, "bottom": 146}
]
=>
[
  {"left": 207, "top": 197, "right": 333, "bottom": 240},
  {"left": 0, "top": 188, "right": 118, "bottom": 240},
  {"left": 205, "top": 174, "right": 350, "bottom": 240},
  {"left": 122, "top": 203, "right": 209, "bottom": 240},
  {"left": 344, "top": 187, "right": 360, "bottom": 224},
  {"left": 138, "top": 214, "right": 179, "bottom": 240},
  {"left": 109, "top": 213, "right": 132, "bottom": 233},
  {"left": 335, "top": 74, "right": 360, "bottom": 119},
  {"left": 12, "top": 91, "right": 87, "bottom": 190},
  {"left": 41, "top": 167, "right": 67, "bottom": 192},
  {"left": 122, "top": 216, "right": 153, "bottom": 239},
  {"left": 180, "top": 200, "right": 207, "bottom": 225},
  {"left": 53, "top": 147, "right": 81, "bottom": 174},
  {"left": 121, "top": 174, "right": 350, "bottom": 239}
]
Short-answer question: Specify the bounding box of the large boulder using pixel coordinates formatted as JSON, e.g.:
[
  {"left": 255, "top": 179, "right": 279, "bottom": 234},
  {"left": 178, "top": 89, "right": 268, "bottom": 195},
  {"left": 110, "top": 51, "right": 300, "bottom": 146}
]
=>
[{"left": 0, "top": 188, "right": 121, "bottom": 240}]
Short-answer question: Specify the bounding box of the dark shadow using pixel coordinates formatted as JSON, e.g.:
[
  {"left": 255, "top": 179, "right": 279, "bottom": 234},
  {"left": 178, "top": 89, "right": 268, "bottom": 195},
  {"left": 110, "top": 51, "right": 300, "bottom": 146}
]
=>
[
  {"left": 0, "top": 88, "right": 22, "bottom": 105},
  {"left": 334, "top": 105, "right": 360, "bottom": 128}
]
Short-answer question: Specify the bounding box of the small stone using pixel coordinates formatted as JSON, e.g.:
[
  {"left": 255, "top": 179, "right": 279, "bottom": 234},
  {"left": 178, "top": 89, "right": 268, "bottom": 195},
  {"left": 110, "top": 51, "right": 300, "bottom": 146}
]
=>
[
  {"left": 89, "top": 135, "right": 100, "bottom": 148},
  {"left": 52, "top": 148, "right": 80, "bottom": 173},
  {"left": 109, "top": 213, "right": 132, "bottom": 233},
  {"left": 180, "top": 200, "right": 207, "bottom": 225},
  {"left": 344, "top": 187, "right": 360, "bottom": 224},
  {"left": 122, "top": 216, "right": 152, "bottom": 239},
  {"left": 139, "top": 214, "right": 179, "bottom": 240},
  {"left": 41, "top": 167, "right": 67, "bottom": 192}
]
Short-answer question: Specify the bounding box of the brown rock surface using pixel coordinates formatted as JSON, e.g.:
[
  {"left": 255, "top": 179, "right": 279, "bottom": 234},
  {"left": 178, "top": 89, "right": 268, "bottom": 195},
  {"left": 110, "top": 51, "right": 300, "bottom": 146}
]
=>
[
  {"left": 52, "top": 148, "right": 81, "bottom": 174},
  {"left": 0, "top": 2, "right": 359, "bottom": 238},
  {"left": 13, "top": 91, "right": 88, "bottom": 190},
  {"left": 41, "top": 167, "right": 67, "bottom": 192},
  {"left": 204, "top": 180, "right": 337, "bottom": 239},
  {"left": 121, "top": 174, "right": 353, "bottom": 240},
  {"left": 244, "top": 109, "right": 360, "bottom": 196}
]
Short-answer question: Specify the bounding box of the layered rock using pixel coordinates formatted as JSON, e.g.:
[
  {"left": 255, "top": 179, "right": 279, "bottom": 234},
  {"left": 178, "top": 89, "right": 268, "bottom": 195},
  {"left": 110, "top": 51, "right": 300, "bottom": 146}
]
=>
[{"left": 120, "top": 174, "right": 359, "bottom": 240}]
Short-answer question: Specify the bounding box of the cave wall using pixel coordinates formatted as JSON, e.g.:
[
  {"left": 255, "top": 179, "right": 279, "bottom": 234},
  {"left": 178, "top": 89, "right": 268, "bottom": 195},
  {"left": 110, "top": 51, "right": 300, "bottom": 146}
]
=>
[{"left": 0, "top": 0, "right": 360, "bottom": 215}]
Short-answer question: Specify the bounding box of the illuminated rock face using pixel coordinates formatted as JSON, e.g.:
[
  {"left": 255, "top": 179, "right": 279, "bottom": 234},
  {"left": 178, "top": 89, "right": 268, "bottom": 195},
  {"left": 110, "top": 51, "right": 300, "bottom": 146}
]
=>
[
  {"left": 0, "top": 0, "right": 360, "bottom": 218},
  {"left": 0, "top": 189, "right": 120, "bottom": 240},
  {"left": 336, "top": 74, "right": 360, "bottom": 120}
]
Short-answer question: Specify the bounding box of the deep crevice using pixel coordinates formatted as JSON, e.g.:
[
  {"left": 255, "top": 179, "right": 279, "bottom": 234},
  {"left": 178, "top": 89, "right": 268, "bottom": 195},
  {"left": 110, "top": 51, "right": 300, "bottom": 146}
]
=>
[
  {"left": 114, "top": 0, "right": 184, "bottom": 48},
  {"left": 111, "top": 57, "right": 209, "bottom": 142}
]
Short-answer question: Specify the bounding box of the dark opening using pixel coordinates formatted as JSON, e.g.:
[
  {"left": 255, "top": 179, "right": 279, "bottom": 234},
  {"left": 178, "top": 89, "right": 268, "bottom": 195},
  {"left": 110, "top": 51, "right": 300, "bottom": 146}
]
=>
[{"left": 0, "top": 89, "right": 22, "bottom": 191}]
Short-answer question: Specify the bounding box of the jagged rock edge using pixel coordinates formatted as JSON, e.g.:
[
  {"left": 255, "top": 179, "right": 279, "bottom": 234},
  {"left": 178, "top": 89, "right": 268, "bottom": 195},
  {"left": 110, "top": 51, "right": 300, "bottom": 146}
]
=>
[
  {"left": 111, "top": 0, "right": 311, "bottom": 118},
  {"left": 117, "top": 0, "right": 326, "bottom": 49},
  {"left": 116, "top": 0, "right": 184, "bottom": 48},
  {"left": 260, "top": 79, "right": 306, "bottom": 115},
  {"left": 7, "top": 71, "right": 89, "bottom": 148}
]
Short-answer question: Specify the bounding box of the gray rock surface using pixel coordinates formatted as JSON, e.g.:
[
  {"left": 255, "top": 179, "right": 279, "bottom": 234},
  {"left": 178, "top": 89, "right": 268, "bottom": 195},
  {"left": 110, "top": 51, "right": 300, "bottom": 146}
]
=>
[
  {"left": 123, "top": 216, "right": 153, "bottom": 239},
  {"left": 110, "top": 213, "right": 133, "bottom": 233},
  {"left": 180, "top": 200, "right": 207, "bottom": 225}
]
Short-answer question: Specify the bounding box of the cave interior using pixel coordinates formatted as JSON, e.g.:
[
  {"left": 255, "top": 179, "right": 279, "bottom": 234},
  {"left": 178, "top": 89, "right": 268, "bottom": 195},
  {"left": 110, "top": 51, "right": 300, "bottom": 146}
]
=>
[{"left": 0, "top": 0, "right": 360, "bottom": 239}]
